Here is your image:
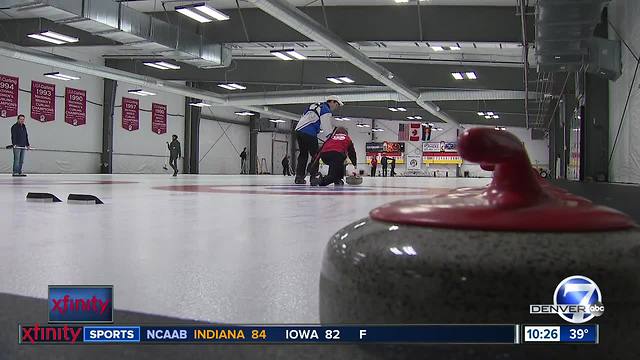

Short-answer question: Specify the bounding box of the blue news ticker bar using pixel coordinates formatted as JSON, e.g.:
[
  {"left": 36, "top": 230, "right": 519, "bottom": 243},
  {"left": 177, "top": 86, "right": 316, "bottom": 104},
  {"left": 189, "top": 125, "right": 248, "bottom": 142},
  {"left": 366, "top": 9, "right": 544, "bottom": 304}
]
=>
[
  {"left": 559, "top": 325, "right": 598, "bottom": 343},
  {"left": 81, "top": 325, "right": 516, "bottom": 344}
]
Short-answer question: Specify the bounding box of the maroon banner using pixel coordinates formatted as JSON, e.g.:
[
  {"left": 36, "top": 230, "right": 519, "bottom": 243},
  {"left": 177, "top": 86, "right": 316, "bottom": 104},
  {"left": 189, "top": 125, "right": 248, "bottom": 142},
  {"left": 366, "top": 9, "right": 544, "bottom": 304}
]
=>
[
  {"left": 122, "top": 97, "right": 139, "bottom": 131},
  {"left": 151, "top": 103, "right": 167, "bottom": 135},
  {"left": 0, "top": 74, "right": 18, "bottom": 118},
  {"left": 64, "top": 87, "right": 86, "bottom": 126},
  {"left": 31, "top": 81, "right": 56, "bottom": 122}
]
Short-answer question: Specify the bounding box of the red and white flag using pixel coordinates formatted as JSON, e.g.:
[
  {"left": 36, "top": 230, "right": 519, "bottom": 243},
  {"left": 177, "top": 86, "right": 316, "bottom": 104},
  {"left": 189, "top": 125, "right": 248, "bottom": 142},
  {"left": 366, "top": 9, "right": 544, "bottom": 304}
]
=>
[{"left": 409, "top": 123, "right": 421, "bottom": 141}]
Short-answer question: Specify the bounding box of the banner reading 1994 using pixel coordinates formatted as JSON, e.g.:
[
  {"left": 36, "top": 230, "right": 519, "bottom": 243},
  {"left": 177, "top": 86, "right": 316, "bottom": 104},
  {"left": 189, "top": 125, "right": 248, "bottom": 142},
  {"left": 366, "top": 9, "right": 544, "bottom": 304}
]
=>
[{"left": 0, "top": 74, "right": 18, "bottom": 118}]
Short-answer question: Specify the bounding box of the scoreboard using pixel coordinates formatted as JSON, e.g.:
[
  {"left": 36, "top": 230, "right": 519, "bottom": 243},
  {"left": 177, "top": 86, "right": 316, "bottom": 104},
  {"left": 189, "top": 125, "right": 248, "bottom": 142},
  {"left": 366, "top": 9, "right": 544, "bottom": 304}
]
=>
[{"left": 19, "top": 324, "right": 599, "bottom": 345}]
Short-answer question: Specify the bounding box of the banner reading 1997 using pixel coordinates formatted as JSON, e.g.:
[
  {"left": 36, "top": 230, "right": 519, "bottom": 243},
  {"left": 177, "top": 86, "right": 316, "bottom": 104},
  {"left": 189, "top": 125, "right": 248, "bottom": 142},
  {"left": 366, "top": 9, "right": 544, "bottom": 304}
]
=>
[{"left": 122, "top": 97, "right": 139, "bottom": 131}]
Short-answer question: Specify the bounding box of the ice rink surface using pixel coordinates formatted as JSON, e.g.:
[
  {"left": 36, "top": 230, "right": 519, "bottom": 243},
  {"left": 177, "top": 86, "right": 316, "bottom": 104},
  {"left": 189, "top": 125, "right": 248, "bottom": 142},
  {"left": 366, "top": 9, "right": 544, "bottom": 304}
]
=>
[{"left": 0, "top": 174, "right": 490, "bottom": 324}]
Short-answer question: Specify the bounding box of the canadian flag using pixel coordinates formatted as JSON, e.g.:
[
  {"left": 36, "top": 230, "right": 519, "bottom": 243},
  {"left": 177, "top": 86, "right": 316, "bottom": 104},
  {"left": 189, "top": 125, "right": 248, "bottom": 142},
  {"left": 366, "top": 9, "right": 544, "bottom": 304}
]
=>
[{"left": 409, "top": 123, "right": 421, "bottom": 141}]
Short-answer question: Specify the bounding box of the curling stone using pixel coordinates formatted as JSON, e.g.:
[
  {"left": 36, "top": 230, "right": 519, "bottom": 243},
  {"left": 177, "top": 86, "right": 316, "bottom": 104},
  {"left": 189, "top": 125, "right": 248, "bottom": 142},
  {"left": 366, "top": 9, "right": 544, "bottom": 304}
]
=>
[
  {"left": 346, "top": 175, "right": 363, "bottom": 186},
  {"left": 319, "top": 128, "right": 640, "bottom": 358}
]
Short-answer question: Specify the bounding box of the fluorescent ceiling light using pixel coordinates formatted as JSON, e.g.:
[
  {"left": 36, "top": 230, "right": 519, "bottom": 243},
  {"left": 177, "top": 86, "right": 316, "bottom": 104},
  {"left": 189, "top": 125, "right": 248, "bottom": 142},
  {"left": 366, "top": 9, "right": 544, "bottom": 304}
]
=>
[
  {"left": 156, "top": 61, "right": 181, "bottom": 70},
  {"left": 431, "top": 46, "right": 444, "bottom": 52},
  {"left": 407, "top": 116, "right": 415, "bottom": 120},
  {"left": 493, "top": 115, "right": 500, "bottom": 119},
  {"left": 286, "top": 50, "right": 306, "bottom": 60},
  {"left": 228, "top": 83, "right": 246, "bottom": 90},
  {"left": 43, "top": 72, "right": 79, "bottom": 81},
  {"left": 450, "top": 46, "right": 461, "bottom": 51},
  {"left": 394, "top": 0, "right": 410, "bottom": 3},
  {"left": 235, "top": 111, "right": 255, "bottom": 116},
  {"left": 397, "top": 107, "right": 407, "bottom": 112},
  {"left": 40, "top": 31, "right": 78, "bottom": 43},
  {"left": 190, "top": 102, "right": 211, "bottom": 107},
  {"left": 338, "top": 77, "right": 355, "bottom": 83},
  {"left": 477, "top": 112, "right": 485, "bottom": 116},
  {"left": 465, "top": 72, "right": 478, "bottom": 80},
  {"left": 388, "top": 107, "right": 398, "bottom": 112},
  {"left": 27, "top": 34, "right": 65, "bottom": 45},
  {"left": 485, "top": 115, "right": 492, "bottom": 119},
  {"left": 218, "top": 84, "right": 236, "bottom": 90},
  {"left": 372, "top": 128, "right": 384, "bottom": 132},
  {"left": 487, "top": 112, "right": 494, "bottom": 116},
  {"left": 271, "top": 51, "right": 294, "bottom": 61},
  {"left": 451, "top": 72, "right": 464, "bottom": 80},
  {"left": 144, "top": 61, "right": 181, "bottom": 70},
  {"left": 176, "top": 7, "right": 211, "bottom": 23},
  {"left": 269, "top": 119, "right": 286, "bottom": 123},
  {"left": 128, "top": 89, "right": 156, "bottom": 96},
  {"left": 194, "top": 4, "right": 230, "bottom": 21},
  {"left": 327, "top": 77, "right": 342, "bottom": 84},
  {"left": 414, "top": 116, "right": 422, "bottom": 120},
  {"left": 144, "top": 62, "right": 169, "bottom": 70}
]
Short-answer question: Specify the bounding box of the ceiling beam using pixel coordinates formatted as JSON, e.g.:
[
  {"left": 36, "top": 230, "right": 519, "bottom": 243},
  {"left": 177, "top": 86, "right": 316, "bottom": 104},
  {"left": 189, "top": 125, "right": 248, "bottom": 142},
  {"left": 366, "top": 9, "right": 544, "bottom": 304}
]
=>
[{"left": 149, "top": 6, "right": 533, "bottom": 44}]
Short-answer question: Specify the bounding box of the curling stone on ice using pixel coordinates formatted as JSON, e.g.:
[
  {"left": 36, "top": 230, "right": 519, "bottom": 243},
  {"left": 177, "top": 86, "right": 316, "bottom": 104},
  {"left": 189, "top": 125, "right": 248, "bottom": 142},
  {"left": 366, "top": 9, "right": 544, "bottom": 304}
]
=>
[{"left": 319, "top": 128, "right": 640, "bottom": 355}]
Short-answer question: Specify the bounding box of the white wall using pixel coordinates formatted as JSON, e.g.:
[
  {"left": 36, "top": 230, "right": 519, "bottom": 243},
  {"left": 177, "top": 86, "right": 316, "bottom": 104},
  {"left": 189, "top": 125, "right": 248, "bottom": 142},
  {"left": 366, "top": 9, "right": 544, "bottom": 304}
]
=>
[
  {"left": 199, "top": 118, "right": 249, "bottom": 174},
  {"left": 0, "top": 56, "right": 103, "bottom": 173},
  {"left": 112, "top": 82, "right": 185, "bottom": 173},
  {"left": 609, "top": 0, "right": 640, "bottom": 183}
]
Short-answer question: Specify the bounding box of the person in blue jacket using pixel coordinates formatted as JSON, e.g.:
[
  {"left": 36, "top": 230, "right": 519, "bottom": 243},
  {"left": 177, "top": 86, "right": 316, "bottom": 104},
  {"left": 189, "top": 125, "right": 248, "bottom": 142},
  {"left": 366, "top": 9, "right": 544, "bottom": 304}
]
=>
[{"left": 294, "top": 95, "right": 343, "bottom": 184}]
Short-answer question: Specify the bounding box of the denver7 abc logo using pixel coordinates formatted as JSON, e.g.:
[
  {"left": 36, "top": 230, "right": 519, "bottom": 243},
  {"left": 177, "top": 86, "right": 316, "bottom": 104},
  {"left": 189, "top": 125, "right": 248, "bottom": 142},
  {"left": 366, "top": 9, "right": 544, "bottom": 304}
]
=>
[{"left": 530, "top": 275, "right": 604, "bottom": 324}]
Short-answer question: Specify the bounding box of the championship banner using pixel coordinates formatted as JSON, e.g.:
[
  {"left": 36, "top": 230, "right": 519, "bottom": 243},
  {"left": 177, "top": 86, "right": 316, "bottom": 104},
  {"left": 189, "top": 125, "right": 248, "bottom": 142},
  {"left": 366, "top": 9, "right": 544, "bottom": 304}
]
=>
[
  {"left": 409, "top": 123, "right": 421, "bottom": 141},
  {"left": 122, "top": 97, "right": 139, "bottom": 131},
  {"left": 151, "top": 103, "right": 167, "bottom": 135},
  {"left": 64, "top": 87, "right": 86, "bottom": 126},
  {"left": 0, "top": 74, "right": 18, "bottom": 118},
  {"left": 31, "top": 81, "right": 56, "bottom": 122}
]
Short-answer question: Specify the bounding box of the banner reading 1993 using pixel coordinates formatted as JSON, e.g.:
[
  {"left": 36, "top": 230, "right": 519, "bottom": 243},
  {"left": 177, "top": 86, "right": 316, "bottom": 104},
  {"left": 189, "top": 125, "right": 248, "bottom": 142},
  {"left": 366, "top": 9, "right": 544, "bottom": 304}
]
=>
[{"left": 31, "top": 81, "right": 56, "bottom": 122}]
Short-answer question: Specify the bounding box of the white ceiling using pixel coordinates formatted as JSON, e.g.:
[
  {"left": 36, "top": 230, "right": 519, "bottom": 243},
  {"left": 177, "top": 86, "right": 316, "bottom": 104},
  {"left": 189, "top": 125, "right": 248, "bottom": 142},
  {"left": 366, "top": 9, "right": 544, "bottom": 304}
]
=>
[{"left": 121, "top": 0, "right": 518, "bottom": 12}]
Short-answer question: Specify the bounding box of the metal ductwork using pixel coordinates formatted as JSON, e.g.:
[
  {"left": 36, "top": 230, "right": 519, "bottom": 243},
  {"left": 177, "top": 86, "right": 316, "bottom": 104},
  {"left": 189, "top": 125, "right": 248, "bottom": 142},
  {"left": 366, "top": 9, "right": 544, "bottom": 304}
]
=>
[
  {"left": 0, "top": 40, "right": 298, "bottom": 120},
  {"left": 223, "top": 88, "right": 539, "bottom": 106},
  {"left": 0, "top": 0, "right": 232, "bottom": 69},
  {"left": 246, "top": 0, "right": 459, "bottom": 126},
  {"left": 535, "top": 0, "right": 613, "bottom": 74}
]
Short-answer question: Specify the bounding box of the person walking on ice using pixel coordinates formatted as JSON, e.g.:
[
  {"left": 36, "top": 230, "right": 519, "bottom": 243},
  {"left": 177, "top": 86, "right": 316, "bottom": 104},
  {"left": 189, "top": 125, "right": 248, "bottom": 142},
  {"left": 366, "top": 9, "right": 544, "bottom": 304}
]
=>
[{"left": 167, "top": 135, "right": 181, "bottom": 177}]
